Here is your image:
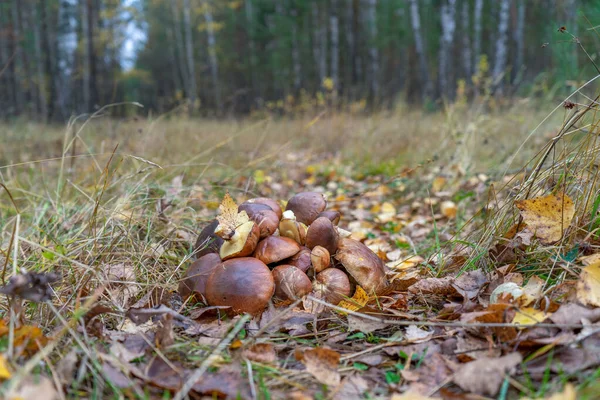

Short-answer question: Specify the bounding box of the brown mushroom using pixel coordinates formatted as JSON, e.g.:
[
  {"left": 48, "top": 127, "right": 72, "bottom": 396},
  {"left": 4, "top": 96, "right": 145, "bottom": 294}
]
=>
[
  {"left": 219, "top": 221, "right": 261, "bottom": 260},
  {"left": 334, "top": 238, "right": 389, "bottom": 294},
  {"left": 279, "top": 210, "right": 307, "bottom": 245},
  {"left": 178, "top": 253, "right": 221, "bottom": 300},
  {"left": 238, "top": 203, "right": 279, "bottom": 238},
  {"left": 194, "top": 219, "right": 224, "bottom": 258},
  {"left": 283, "top": 246, "right": 312, "bottom": 273},
  {"left": 246, "top": 197, "right": 283, "bottom": 220},
  {"left": 310, "top": 246, "right": 330, "bottom": 273},
  {"left": 305, "top": 217, "right": 338, "bottom": 254},
  {"left": 285, "top": 192, "right": 327, "bottom": 225},
  {"left": 312, "top": 268, "right": 351, "bottom": 305},
  {"left": 205, "top": 257, "right": 275, "bottom": 314},
  {"left": 254, "top": 236, "right": 301, "bottom": 265},
  {"left": 317, "top": 210, "right": 341, "bottom": 225},
  {"left": 272, "top": 265, "right": 312, "bottom": 300}
]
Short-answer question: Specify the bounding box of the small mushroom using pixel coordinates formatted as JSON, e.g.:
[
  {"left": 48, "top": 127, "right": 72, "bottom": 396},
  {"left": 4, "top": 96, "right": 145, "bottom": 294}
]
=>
[
  {"left": 178, "top": 253, "right": 221, "bottom": 300},
  {"left": 246, "top": 197, "right": 283, "bottom": 220},
  {"left": 279, "top": 210, "right": 307, "bottom": 244},
  {"left": 205, "top": 257, "right": 275, "bottom": 314},
  {"left": 335, "top": 238, "right": 389, "bottom": 294},
  {"left": 305, "top": 217, "right": 338, "bottom": 254},
  {"left": 312, "top": 268, "right": 351, "bottom": 305},
  {"left": 285, "top": 192, "right": 327, "bottom": 225},
  {"left": 219, "top": 221, "right": 261, "bottom": 260},
  {"left": 272, "top": 265, "right": 312, "bottom": 300},
  {"left": 317, "top": 210, "right": 341, "bottom": 225},
  {"left": 238, "top": 203, "right": 279, "bottom": 238},
  {"left": 283, "top": 246, "right": 312, "bottom": 273},
  {"left": 254, "top": 236, "right": 302, "bottom": 265},
  {"left": 194, "top": 219, "right": 224, "bottom": 258},
  {"left": 310, "top": 246, "right": 330, "bottom": 273}
]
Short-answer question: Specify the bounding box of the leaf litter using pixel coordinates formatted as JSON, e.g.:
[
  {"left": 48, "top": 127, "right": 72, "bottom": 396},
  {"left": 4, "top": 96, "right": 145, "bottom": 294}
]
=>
[{"left": 1, "top": 149, "right": 600, "bottom": 399}]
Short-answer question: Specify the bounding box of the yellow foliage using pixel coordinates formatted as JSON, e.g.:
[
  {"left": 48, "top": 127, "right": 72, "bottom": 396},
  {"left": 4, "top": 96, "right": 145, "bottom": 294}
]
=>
[
  {"left": 515, "top": 192, "right": 574, "bottom": 244},
  {"left": 577, "top": 262, "right": 600, "bottom": 307}
]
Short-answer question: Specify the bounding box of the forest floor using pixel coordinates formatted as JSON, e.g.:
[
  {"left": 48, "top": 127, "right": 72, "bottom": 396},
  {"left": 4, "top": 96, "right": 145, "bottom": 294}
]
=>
[{"left": 0, "top": 102, "right": 599, "bottom": 399}]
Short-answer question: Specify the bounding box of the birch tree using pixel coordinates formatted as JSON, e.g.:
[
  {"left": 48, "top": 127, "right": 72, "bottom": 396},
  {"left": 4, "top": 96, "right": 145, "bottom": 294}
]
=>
[
  {"left": 461, "top": 0, "right": 472, "bottom": 80},
  {"left": 409, "top": 0, "right": 432, "bottom": 100},
  {"left": 330, "top": 0, "right": 339, "bottom": 90},
  {"left": 366, "top": 0, "right": 379, "bottom": 101},
  {"left": 473, "top": 0, "right": 483, "bottom": 73},
  {"left": 492, "top": 0, "right": 510, "bottom": 91},
  {"left": 439, "top": 0, "right": 457, "bottom": 99},
  {"left": 202, "top": 1, "right": 222, "bottom": 113},
  {"left": 183, "top": 0, "right": 197, "bottom": 114}
]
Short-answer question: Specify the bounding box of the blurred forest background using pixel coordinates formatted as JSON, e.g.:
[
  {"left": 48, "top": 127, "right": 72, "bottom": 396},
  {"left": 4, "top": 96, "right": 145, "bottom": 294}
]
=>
[{"left": 0, "top": 0, "right": 597, "bottom": 120}]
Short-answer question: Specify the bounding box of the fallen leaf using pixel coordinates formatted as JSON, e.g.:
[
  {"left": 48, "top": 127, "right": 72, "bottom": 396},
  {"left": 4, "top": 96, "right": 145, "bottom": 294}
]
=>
[
  {"left": 577, "top": 262, "right": 600, "bottom": 307},
  {"left": 332, "top": 374, "right": 369, "bottom": 400},
  {"left": 515, "top": 192, "right": 574, "bottom": 244},
  {"left": 6, "top": 375, "right": 59, "bottom": 400},
  {"left": 440, "top": 201, "right": 457, "bottom": 219},
  {"left": 512, "top": 307, "right": 550, "bottom": 326},
  {"left": 549, "top": 303, "right": 600, "bottom": 325},
  {"left": 347, "top": 313, "right": 388, "bottom": 334},
  {"left": 215, "top": 192, "right": 250, "bottom": 239},
  {"left": 0, "top": 354, "right": 11, "bottom": 379},
  {"left": 451, "top": 269, "right": 488, "bottom": 300},
  {"left": 520, "top": 275, "right": 545, "bottom": 306},
  {"left": 521, "top": 384, "right": 577, "bottom": 400},
  {"left": 405, "top": 325, "right": 434, "bottom": 343},
  {"left": 296, "top": 348, "right": 341, "bottom": 387},
  {"left": 0, "top": 271, "right": 60, "bottom": 302},
  {"left": 242, "top": 343, "right": 277, "bottom": 364},
  {"left": 580, "top": 253, "right": 600, "bottom": 266},
  {"left": 453, "top": 352, "right": 522, "bottom": 396},
  {"left": 338, "top": 286, "right": 369, "bottom": 312}
]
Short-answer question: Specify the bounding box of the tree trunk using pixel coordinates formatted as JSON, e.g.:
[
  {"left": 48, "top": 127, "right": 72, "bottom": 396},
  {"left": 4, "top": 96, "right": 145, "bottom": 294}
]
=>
[
  {"left": 245, "top": 0, "right": 259, "bottom": 101},
  {"left": 171, "top": 0, "right": 190, "bottom": 98},
  {"left": 439, "top": 0, "right": 457, "bottom": 99},
  {"left": 492, "top": 0, "right": 510, "bottom": 91},
  {"left": 41, "top": 0, "right": 57, "bottom": 120},
  {"left": 330, "top": 0, "right": 339, "bottom": 90},
  {"left": 311, "top": 3, "right": 326, "bottom": 86},
  {"left": 461, "top": 0, "right": 472, "bottom": 80},
  {"left": 366, "top": 0, "right": 379, "bottom": 103},
  {"left": 409, "top": 0, "right": 432, "bottom": 100},
  {"left": 202, "top": 1, "right": 222, "bottom": 113},
  {"left": 183, "top": 0, "right": 197, "bottom": 115},
  {"left": 81, "top": 0, "right": 90, "bottom": 112},
  {"left": 11, "top": 0, "right": 24, "bottom": 114},
  {"left": 290, "top": 6, "right": 302, "bottom": 92},
  {"left": 34, "top": 2, "right": 48, "bottom": 120},
  {"left": 513, "top": 0, "right": 525, "bottom": 83},
  {"left": 473, "top": 0, "right": 483, "bottom": 74}
]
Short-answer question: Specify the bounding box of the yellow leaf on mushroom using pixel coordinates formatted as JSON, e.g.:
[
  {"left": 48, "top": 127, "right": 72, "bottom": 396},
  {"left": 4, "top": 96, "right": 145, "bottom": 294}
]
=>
[
  {"left": 515, "top": 192, "right": 574, "bottom": 244},
  {"left": 577, "top": 262, "right": 600, "bottom": 307},
  {"left": 215, "top": 192, "right": 250, "bottom": 240}
]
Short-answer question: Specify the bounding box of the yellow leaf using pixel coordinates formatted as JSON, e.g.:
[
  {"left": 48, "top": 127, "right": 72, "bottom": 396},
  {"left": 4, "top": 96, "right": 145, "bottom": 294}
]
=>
[
  {"left": 431, "top": 176, "right": 447, "bottom": 192},
  {"left": 515, "top": 192, "right": 574, "bottom": 244},
  {"left": 579, "top": 253, "right": 600, "bottom": 266},
  {"left": 577, "top": 262, "right": 600, "bottom": 307},
  {"left": 337, "top": 286, "right": 369, "bottom": 312},
  {"left": 521, "top": 383, "right": 577, "bottom": 400},
  {"left": 215, "top": 192, "right": 250, "bottom": 240},
  {"left": 519, "top": 275, "right": 545, "bottom": 306},
  {"left": 0, "top": 355, "right": 11, "bottom": 379},
  {"left": 512, "top": 307, "right": 550, "bottom": 327}
]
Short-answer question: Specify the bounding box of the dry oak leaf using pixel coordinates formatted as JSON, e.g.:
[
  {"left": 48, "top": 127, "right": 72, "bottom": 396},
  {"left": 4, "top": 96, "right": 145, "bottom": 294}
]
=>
[
  {"left": 577, "top": 262, "right": 600, "bottom": 307},
  {"left": 215, "top": 192, "right": 250, "bottom": 240},
  {"left": 242, "top": 343, "right": 277, "bottom": 364},
  {"left": 515, "top": 192, "right": 574, "bottom": 244},
  {"left": 453, "top": 352, "right": 522, "bottom": 396},
  {"left": 296, "top": 347, "right": 341, "bottom": 387}
]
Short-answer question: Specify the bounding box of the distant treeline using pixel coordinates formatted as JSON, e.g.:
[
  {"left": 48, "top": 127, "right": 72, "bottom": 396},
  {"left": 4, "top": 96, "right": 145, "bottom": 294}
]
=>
[{"left": 0, "top": 0, "right": 598, "bottom": 120}]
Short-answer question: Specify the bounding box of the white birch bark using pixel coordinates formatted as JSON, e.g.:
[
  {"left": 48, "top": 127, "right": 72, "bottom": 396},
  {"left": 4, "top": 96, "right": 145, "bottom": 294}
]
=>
[
  {"left": 366, "top": 0, "right": 379, "bottom": 100},
  {"left": 461, "top": 0, "right": 472, "bottom": 79},
  {"left": 183, "top": 0, "right": 197, "bottom": 114},
  {"left": 439, "top": 0, "right": 457, "bottom": 98},
  {"left": 330, "top": 0, "right": 339, "bottom": 90},
  {"left": 473, "top": 0, "right": 483, "bottom": 73},
  {"left": 492, "top": 0, "right": 510, "bottom": 90},
  {"left": 203, "top": 1, "right": 222, "bottom": 112}
]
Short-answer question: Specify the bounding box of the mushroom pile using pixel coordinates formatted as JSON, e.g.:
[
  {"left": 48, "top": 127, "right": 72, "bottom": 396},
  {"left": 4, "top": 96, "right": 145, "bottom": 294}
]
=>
[{"left": 179, "top": 192, "right": 390, "bottom": 315}]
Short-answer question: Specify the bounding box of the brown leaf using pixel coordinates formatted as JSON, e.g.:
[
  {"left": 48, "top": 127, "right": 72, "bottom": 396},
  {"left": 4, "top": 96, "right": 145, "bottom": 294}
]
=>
[
  {"left": 296, "top": 348, "right": 341, "bottom": 387},
  {"left": 155, "top": 314, "right": 174, "bottom": 348},
  {"left": 408, "top": 276, "right": 458, "bottom": 297},
  {"left": 451, "top": 270, "right": 488, "bottom": 300},
  {"left": 515, "top": 192, "right": 574, "bottom": 244},
  {"left": 453, "top": 352, "right": 522, "bottom": 396},
  {"left": 549, "top": 303, "right": 600, "bottom": 325},
  {"left": 6, "top": 375, "right": 59, "bottom": 400},
  {"left": 576, "top": 262, "right": 600, "bottom": 307},
  {"left": 332, "top": 374, "right": 369, "bottom": 400},
  {"left": 0, "top": 271, "right": 60, "bottom": 302},
  {"left": 242, "top": 343, "right": 277, "bottom": 364}
]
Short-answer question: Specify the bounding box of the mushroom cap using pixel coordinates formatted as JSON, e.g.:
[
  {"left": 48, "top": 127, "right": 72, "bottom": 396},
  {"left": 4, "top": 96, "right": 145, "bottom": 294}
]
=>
[
  {"left": 219, "top": 221, "right": 261, "bottom": 260},
  {"left": 283, "top": 246, "right": 312, "bottom": 273},
  {"left": 178, "top": 253, "right": 221, "bottom": 300},
  {"left": 313, "top": 268, "right": 352, "bottom": 305},
  {"left": 310, "top": 245, "right": 331, "bottom": 273},
  {"left": 334, "top": 238, "right": 389, "bottom": 294},
  {"left": 285, "top": 192, "right": 327, "bottom": 225},
  {"left": 317, "top": 210, "right": 341, "bottom": 225},
  {"left": 238, "top": 203, "right": 279, "bottom": 238},
  {"left": 254, "top": 236, "right": 301, "bottom": 265},
  {"left": 305, "top": 217, "right": 338, "bottom": 254},
  {"left": 246, "top": 197, "right": 283, "bottom": 220},
  {"left": 205, "top": 257, "right": 275, "bottom": 314},
  {"left": 194, "top": 219, "right": 224, "bottom": 259},
  {"left": 272, "top": 265, "right": 312, "bottom": 300}
]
